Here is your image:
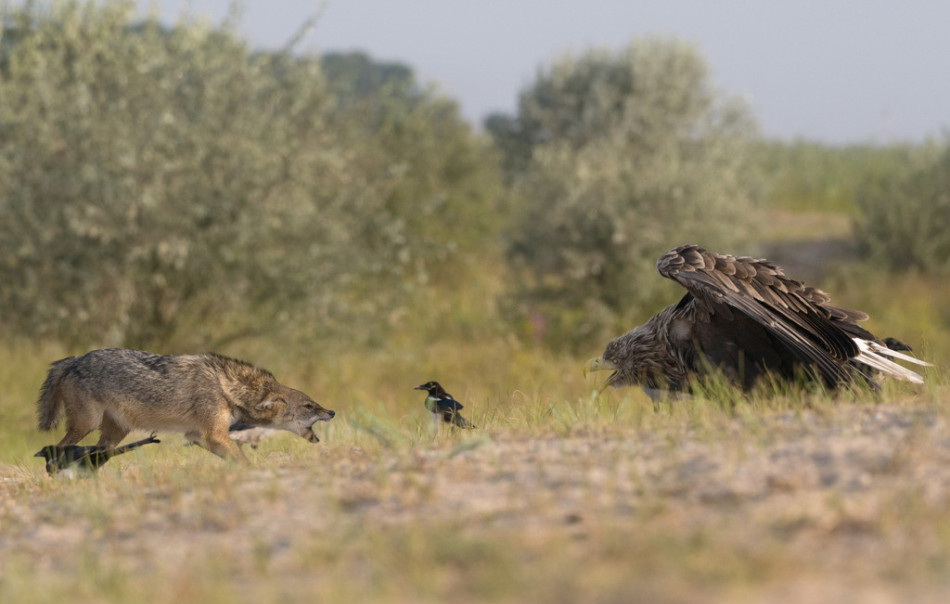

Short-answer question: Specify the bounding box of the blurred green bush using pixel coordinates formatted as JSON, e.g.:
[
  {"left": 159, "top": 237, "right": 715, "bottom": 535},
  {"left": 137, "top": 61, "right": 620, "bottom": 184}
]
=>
[
  {"left": 755, "top": 140, "right": 933, "bottom": 214},
  {"left": 0, "top": 2, "right": 939, "bottom": 356},
  {"left": 854, "top": 141, "right": 950, "bottom": 273},
  {"left": 0, "top": 1, "right": 500, "bottom": 349}
]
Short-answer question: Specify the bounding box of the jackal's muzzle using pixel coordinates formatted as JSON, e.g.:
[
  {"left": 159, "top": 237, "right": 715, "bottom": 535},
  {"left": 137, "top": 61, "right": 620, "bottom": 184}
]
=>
[{"left": 302, "top": 409, "right": 335, "bottom": 443}]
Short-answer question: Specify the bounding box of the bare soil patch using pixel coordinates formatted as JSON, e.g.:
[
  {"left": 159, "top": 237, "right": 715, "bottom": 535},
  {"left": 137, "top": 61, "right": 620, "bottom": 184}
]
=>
[{"left": 3, "top": 400, "right": 950, "bottom": 603}]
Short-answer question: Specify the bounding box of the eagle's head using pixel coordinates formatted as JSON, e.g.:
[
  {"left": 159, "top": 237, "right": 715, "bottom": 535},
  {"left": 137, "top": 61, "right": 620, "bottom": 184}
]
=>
[
  {"left": 585, "top": 320, "right": 670, "bottom": 390},
  {"left": 586, "top": 336, "right": 633, "bottom": 389}
]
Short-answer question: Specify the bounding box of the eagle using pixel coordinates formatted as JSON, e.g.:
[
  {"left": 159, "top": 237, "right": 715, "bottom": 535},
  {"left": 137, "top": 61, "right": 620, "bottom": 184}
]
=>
[{"left": 586, "top": 244, "right": 930, "bottom": 399}]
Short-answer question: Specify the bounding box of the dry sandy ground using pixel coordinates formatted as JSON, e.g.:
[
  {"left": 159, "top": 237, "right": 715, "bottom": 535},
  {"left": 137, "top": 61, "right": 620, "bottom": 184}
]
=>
[{"left": 3, "top": 400, "right": 950, "bottom": 603}]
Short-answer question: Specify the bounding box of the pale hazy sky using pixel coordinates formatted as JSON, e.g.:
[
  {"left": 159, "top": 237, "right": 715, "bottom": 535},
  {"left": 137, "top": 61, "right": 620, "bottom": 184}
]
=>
[{"left": 146, "top": 1, "right": 950, "bottom": 144}]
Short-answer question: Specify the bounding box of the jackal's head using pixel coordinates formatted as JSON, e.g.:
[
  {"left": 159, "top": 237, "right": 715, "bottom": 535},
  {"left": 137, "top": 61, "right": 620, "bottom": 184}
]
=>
[{"left": 250, "top": 383, "right": 335, "bottom": 443}]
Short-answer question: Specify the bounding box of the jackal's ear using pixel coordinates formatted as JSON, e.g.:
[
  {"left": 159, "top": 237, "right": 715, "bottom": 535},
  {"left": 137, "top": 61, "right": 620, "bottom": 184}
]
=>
[{"left": 256, "top": 398, "right": 284, "bottom": 411}]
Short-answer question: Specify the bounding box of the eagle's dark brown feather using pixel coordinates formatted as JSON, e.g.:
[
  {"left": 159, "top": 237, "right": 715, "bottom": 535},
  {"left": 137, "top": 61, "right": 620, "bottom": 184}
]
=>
[{"left": 588, "top": 244, "right": 930, "bottom": 397}]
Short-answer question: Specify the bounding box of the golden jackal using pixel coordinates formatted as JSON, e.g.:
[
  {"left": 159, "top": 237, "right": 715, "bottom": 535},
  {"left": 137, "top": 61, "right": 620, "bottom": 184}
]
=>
[{"left": 37, "top": 349, "right": 335, "bottom": 460}]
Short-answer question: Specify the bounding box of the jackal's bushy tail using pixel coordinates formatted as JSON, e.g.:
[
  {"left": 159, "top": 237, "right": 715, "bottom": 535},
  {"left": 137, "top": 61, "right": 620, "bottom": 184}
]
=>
[{"left": 37, "top": 357, "right": 76, "bottom": 431}]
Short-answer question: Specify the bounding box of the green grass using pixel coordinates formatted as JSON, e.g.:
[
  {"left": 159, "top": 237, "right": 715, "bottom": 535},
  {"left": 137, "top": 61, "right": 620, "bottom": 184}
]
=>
[{"left": 3, "top": 346, "right": 950, "bottom": 603}]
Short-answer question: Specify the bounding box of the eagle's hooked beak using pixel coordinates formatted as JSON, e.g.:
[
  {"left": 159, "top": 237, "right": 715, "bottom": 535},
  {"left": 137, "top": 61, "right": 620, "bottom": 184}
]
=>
[
  {"left": 584, "top": 357, "right": 617, "bottom": 377},
  {"left": 585, "top": 357, "right": 620, "bottom": 395}
]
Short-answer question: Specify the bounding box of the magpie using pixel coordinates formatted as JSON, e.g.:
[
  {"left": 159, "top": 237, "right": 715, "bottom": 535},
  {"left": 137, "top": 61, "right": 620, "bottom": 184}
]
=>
[
  {"left": 414, "top": 381, "right": 475, "bottom": 429},
  {"left": 34, "top": 434, "right": 161, "bottom": 476}
]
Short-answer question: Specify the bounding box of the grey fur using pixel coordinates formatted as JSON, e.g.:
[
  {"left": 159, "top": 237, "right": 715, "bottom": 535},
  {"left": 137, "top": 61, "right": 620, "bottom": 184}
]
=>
[{"left": 37, "top": 348, "right": 335, "bottom": 460}]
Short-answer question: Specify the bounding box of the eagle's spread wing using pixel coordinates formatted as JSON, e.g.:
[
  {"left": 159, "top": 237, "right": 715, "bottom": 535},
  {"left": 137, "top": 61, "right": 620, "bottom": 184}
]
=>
[
  {"left": 587, "top": 244, "right": 930, "bottom": 394},
  {"left": 657, "top": 244, "right": 891, "bottom": 386}
]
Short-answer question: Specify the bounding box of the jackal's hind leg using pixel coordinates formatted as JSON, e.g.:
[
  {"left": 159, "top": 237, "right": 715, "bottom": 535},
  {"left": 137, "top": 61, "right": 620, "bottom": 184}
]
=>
[
  {"left": 56, "top": 425, "right": 93, "bottom": 447},
  {"left": 56, "top": 400, "right": 102, "bottom": 446},
  {"left": 56, "top": 413, "right": 99, "bottom": 446},
  {"left": 97, "top": 413, "right": 130, "bottom": 448}
]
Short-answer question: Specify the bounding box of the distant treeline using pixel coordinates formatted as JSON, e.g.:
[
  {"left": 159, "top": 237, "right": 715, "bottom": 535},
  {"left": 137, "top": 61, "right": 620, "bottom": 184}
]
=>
[{"left": 0, "top": 1, "right": 945, "bottom": 351}]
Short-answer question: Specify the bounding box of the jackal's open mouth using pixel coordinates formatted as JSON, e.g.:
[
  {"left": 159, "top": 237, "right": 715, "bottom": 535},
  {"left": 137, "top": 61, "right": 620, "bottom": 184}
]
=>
[
  {"left": 302, "top": 411, "right": 334, "bottom": 442},
  {"left": 302, "top": 419, "right": 324, "bottom": 443}
]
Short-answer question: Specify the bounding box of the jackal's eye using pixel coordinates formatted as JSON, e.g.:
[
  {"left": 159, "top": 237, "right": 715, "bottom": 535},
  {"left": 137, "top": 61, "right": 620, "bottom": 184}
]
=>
[{"left": 303, "top": 403, "right": 316, "bottom": 410}]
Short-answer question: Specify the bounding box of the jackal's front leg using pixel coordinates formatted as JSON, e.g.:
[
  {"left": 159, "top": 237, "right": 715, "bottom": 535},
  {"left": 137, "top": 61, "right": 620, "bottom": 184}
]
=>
[{"left": 203, "top": 427, "right": 248, "bottom": 462}]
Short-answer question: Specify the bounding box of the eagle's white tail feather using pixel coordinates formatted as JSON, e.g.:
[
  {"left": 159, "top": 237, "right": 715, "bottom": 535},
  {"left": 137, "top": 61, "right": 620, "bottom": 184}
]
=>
[
  {"left": 862, "top": 340, "right": 933, "bottom": 366},
  {"left": 853, "top": 339, "right": 929, "bottom": 385}
]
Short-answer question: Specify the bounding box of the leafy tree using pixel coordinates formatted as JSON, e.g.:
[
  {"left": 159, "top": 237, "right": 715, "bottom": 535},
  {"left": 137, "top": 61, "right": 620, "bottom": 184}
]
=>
[
  {"left": 321, "top": 51, "right": 416, "bottom": 102},
  {"left": 319, "top": 51, "right": 503, "bottom": 291},
  {"left": 489, "top": 39, "right": 761, "bottom": 346}
]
